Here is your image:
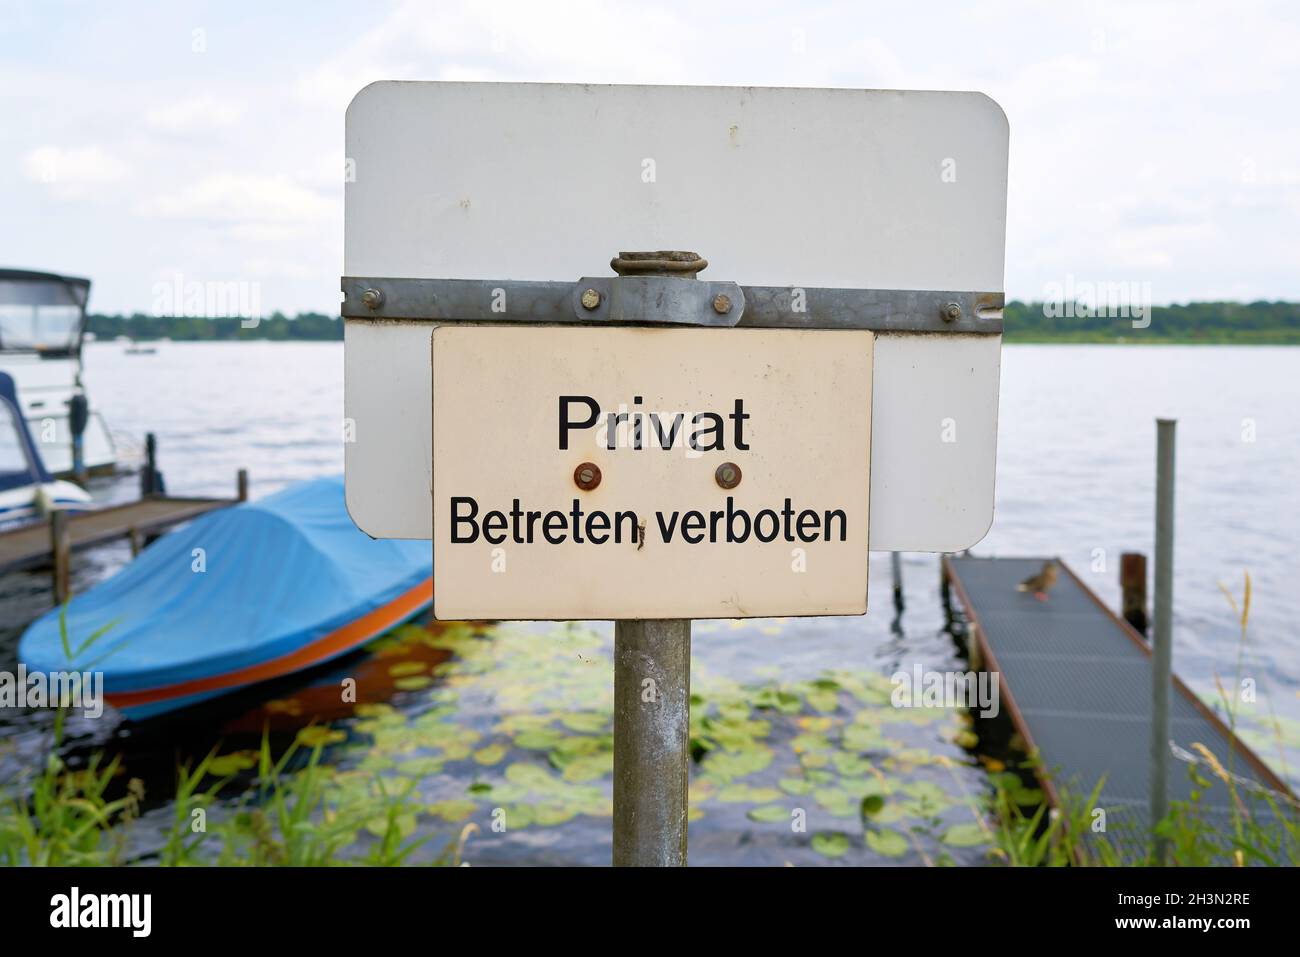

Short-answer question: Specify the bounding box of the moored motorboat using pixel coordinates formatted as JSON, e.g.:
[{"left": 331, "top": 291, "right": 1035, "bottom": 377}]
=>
[
  {"left": 19, "top": 475, "right": 433, "bottom": 719},
  {"left": 0, "top": 269, "right": 117, "bottom": 477},
  {"left": 0, "top": 371, "right": 93, "bottom": 526}
]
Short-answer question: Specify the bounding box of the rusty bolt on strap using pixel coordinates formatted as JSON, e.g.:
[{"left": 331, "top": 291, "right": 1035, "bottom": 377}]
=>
[
  {"left": 715, "top": 462, "right": 741, "bottom": 489},
  {"left": 362, "top": 288, "right": 385, "bottom": 310},
  {"left": 711, "top": 293, "right": 732, "bottom": 315},
  {"left": 574, "top": 462, "right": 602, "bottom": 490},
  {"left": 580, "top": 288, "right": 602, "bottom": 310},
  {"left": 942, "top": 301, "right": 962, "bottom": 322}
]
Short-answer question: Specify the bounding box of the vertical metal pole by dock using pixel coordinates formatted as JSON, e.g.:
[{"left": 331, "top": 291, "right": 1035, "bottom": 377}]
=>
[
  {"left": 613, "top": 619, "right": 691, "bottom": 866},
  {"left": 1150, "top": 418, "right": 1176, "bottom": 863}
]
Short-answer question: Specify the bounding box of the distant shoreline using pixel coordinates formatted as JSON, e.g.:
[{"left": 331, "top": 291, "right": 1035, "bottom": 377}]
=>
[{"left": 85, "top": 299, "right": 1300, "bottom": 345}]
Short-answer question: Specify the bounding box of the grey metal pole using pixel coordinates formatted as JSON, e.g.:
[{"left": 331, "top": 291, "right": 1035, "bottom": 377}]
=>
[
  {"left": 891, "top": 551, "right": 904, "bottom": 611},
  {"left": 606, "top": 251, "right": 701, "bottom": 867},
  {"left": 613, "top": 618, "right": 691, "bottom": 866},
  {"left": 1150, "top": 418, "right": 1176, "bottom": 863}
]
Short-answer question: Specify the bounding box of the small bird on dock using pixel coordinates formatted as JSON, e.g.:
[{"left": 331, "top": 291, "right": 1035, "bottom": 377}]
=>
[{"left": 1017, "top": 560, "right": 1058, "bottom": 602}]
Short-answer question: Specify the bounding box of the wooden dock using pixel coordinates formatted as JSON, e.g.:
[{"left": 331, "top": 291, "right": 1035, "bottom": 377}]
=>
[
  {"left": 943, "top": 554, "right": 1291, "bottom": 842},
  {"left": 0, "top": 495, "right": 239, "bottom": 577}
]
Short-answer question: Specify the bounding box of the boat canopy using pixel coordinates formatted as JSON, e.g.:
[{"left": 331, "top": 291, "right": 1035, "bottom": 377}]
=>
[
  {"left": 0, "top": 269, "right": 91, "bottom": 356},
  {"left": 0, "top": 372, "right": 53, "bottom": 492},
  {"left": 20, "top": 476, "right": 433, "bottom": 691}
]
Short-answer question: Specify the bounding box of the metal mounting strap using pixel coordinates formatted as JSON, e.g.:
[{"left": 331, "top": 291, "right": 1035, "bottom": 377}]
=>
[{"left": 341, "top": 277, "right": 1004, "bottom": 334}]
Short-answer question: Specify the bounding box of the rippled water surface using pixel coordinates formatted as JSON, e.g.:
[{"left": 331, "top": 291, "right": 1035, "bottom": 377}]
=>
[{"left": 1, "top": 341, "right": 1296, "bottom": 865}]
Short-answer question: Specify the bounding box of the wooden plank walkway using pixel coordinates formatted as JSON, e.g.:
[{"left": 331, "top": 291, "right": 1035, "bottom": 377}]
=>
[
  {"left": 943, "top": 554, "right": 1291, "bottom": 841},
  {"left": 0, "top": 496, "right": 235, "bottom": 574}
]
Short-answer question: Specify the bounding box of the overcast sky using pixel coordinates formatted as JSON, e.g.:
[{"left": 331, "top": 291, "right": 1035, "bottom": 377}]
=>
[{"left": 2, "top": 0, "right": 1298, "bottom": 315}]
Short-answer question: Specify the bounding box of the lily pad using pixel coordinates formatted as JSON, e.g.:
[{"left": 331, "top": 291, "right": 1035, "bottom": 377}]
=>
[
  {"left": 716, "top": 783, "right": 783, "bottom": 803},
  {"left": 813, "top": 787, "right": 858, "bottom": 817},
  {"left": 427, "top": 800, "right": 477, "bottom": 822},
  {"left": 779, "top": 776, "right": 812, "bottom": 796},
  {"left": 942, "top": 822, "right": 989, "bottom": 847},
  {"left": 513, "top": 727, "right": 564, "bottom": 750},
  {"left": 365, "top": 813, "right": 418, "bottom": 838},
  {"left": 865, "top": 828, "right": 908, "bottom": 858},
  {"left": 208, "top": 751, "right": 258, "bottom": 776},
  {"left": 296, "top": 726, "right": 347, "bottom": 748},
  {"left": 811, "top": 831, "right": 851, "bottom": 858},
  {"left": 747, "top": 804, "right": 789, "bottom": 823},
  {"left": 393, "top": 675, "right": 434, "bottom": 691},
  {"left": 473, "top": 744, "right": 507, "bottom": 766},
  {"left": 560, "top": 753, "right": 612, "bottom": 783},
  {"left": 388, "top": 661, "right": 428, "bottom": 677},
  {"left": 559, "top": 711, "right": 609, "bottom": 733}
]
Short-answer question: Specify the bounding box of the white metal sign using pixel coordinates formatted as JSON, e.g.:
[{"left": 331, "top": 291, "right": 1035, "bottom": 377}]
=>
[
  {"left": 344, "top": 82, "right": 1008, "bottom": 553},
  {"left": 431, "top": 325, "right": 872, "bottom": 620}
]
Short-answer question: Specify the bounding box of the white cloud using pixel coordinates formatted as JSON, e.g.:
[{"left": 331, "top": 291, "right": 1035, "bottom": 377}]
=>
[
  {"left": 138, "top": 173, "right": 334, "bottom": 225},
  {"left": 23, "top": 145, "right": 129, "bottom": 197},
  {"left": 145, "top": 96, "right": 244, "bottom": 133},
  {"left": 295, "top": 0, "right": 693, "bottom": 110},
  {"left": 5, "top": 1, "right": 1300, "bottom": 311}
]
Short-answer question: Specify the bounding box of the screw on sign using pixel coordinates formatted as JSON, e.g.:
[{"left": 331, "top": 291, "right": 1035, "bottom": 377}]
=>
[
  {"left": 342, "top": 82, "right": 1009, "bottom": 866},
  {"left": 714, "top": 462, "right": 741, "bottom": 489},
  {"left": 573, "top": 462, "right": 601, "bottom": 491}
]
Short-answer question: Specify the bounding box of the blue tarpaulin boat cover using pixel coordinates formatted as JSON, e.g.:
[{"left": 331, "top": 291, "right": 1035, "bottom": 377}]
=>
[{"left": 20, "top": 476, "right": 432, "bottom": 709}]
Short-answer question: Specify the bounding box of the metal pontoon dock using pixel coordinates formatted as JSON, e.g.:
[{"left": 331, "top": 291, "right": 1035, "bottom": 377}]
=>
[{"left": 943, "top": 555, "right": 1291, "bottom": 839}]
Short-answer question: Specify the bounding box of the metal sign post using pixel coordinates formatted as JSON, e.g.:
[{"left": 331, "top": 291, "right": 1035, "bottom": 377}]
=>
[
  {"left": 613, "top": 617, "right": 691, "bottom": 866},
  {"left": 1150, "top": 418, "right": 1177, "bottom": 863},
  {"left": 342, "top": 82, "right": 1009, "bottom": 866}
]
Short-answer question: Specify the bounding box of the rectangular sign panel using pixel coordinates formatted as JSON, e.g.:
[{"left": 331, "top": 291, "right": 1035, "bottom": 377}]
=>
[
  {"left": 345, "top": 82, "right": 1008, "bottom": 553},
  {"left": 431, "top": 325, "right": 872, "bottom": 620}
]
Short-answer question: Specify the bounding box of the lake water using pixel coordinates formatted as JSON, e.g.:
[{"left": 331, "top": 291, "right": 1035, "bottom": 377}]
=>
[{"left": 1, "top": 341, "right": 1297, "bottom": 865}]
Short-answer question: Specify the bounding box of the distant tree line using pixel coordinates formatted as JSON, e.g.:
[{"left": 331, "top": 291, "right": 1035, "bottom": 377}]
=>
[
  {"left": 86, "top": 301, "right": 1299, "bottom": 344},
  {"left": 86, "top": 312, "right": 343, "bottom": 341},
  {"left": 1003, "top": 300, "right": 1300, "bottom": 343}
]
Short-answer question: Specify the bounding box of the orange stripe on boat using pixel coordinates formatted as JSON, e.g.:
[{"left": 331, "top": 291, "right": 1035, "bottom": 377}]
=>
[{"left": 106, "top": 577, "right": 434, "bottom": 710}]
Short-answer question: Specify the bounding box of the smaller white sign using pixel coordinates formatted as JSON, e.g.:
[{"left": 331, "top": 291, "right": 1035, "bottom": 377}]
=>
[{"left": 431, "top": 325, "right": 873, "bottom": 620}]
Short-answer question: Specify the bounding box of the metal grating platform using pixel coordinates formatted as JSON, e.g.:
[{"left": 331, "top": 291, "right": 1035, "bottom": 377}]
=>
[{"left": 945, "top": 555, "right": 1290, "bottom": 834}]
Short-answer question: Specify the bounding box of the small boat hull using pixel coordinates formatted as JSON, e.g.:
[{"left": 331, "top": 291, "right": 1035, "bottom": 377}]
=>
[
  {"left": 107, "top": 577, "right": 433, "bottom": 719},
  {"left": 19, "top": 476, "right": 434, "bottom": 720}
]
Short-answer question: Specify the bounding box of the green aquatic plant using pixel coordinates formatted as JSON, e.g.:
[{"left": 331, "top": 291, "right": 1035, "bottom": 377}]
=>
[
  {"left": 0, "top": 608, "right": 463, "bottom": 867},
  {"left": 17, "top": 605, "right": 1294, "bottom": 867},
  {"left": 0, "top": 606, "right": 128, "bottom": 866}
]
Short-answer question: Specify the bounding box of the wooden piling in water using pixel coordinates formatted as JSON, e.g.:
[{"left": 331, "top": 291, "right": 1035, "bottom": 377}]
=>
[
  {"left": 1120, "top": 551, "right": 1148, "bottom": 635},
  {"left": 237, "top": 468, "right": 249, "bottom": 502},
  {"left": 50, "top": 510, "right": 70, "bottom": 605},
  {"left": 891, "top": 551, "right": 904, "bottom": 612},
  {"left": 141, "top": 432, "right": 158, "bottom": 497}
]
